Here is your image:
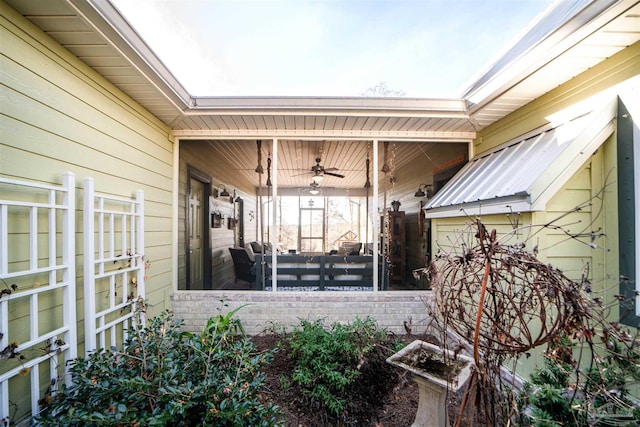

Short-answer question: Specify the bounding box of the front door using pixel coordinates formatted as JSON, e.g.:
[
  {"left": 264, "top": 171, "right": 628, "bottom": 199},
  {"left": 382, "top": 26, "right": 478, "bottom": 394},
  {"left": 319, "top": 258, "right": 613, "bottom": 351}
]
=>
[{"left": 187, "top": 167, "right": 212, "bottom": 289}]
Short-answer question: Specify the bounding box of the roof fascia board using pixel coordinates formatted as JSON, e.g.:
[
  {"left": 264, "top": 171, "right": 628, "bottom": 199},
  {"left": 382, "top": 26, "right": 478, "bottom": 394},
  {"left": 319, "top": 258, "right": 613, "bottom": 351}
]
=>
[
  {"left": 463, "top": 0, "right": 634, "bottom": 111},
  {"left": 68, "top": 0, "right": 192, "bottom": 111},
  {"left": 461, "top": 0, "right": 595, "bottom": 99},
  {"left": 190, "top": 97, "right": 469, "bottom": 117}
]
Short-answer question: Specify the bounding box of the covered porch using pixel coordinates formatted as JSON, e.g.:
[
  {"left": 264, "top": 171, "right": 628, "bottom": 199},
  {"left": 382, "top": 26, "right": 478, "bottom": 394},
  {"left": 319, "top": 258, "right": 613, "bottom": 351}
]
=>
[{"left": 175, "top": 114, "right": 472, "bottom": 293}]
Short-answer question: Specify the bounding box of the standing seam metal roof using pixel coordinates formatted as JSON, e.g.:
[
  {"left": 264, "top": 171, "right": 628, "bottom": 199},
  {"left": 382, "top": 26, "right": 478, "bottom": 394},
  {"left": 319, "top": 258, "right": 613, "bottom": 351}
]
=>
[{"left": 424, "top": 101, "right": 618, "bottom": 218}]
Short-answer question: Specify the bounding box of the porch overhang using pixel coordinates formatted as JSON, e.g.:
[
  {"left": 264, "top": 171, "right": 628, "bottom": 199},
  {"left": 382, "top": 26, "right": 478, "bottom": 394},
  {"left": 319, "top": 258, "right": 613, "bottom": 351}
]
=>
[{"left": 172, "top": 96, "right": 477, "bottom": 140}]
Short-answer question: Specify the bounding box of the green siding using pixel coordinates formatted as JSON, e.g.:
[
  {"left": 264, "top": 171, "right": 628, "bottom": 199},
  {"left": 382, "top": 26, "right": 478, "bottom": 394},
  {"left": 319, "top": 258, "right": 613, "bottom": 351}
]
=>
[
  {"left": 1, "top": 5, "right": 176, "bottom": 419},
  {"left": 1, "top": 0, "right": 174, "bottom": 380}
]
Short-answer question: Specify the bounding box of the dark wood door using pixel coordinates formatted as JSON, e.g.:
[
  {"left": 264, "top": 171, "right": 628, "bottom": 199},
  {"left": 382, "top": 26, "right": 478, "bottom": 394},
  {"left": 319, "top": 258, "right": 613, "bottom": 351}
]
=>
[{"left": 186, "top": 167, "right": 212, "bottom": 289}]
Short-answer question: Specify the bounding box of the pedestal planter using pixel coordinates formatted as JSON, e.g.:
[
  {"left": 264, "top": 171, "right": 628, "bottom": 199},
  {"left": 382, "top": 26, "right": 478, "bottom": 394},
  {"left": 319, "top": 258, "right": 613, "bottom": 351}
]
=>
[{"left": 386, "top": 340, "right": 474, "bottom": 427}]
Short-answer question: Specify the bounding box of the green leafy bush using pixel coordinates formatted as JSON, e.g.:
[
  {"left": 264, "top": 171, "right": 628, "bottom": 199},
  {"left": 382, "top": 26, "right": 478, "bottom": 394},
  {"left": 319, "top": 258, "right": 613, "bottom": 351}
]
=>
[
  {"left": 286, "top": 317, "right": 388, "bottom": 417},
  {"left": 37, "top": 306, "right": 283, "bottom": 426},
  {"left": 519, "top": 332, "right": 640, "bottom": 427}
]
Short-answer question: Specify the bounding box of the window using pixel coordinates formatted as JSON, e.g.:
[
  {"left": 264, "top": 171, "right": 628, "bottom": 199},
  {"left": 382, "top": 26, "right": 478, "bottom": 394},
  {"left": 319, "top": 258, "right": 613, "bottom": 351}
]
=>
[{"left": 263, "top": 194, "right": 373, "bottom": 254}]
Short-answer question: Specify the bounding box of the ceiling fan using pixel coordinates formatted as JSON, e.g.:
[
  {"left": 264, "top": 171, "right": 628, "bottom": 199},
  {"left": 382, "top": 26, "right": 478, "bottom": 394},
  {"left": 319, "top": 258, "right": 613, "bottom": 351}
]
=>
[{"left": 307, "top": 157, "right": 345, "bottom": 180}]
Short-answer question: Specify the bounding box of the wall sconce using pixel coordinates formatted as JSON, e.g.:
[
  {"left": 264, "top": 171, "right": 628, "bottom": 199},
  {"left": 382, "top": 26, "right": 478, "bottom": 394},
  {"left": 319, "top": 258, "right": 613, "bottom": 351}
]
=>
[
  {"left": 414, "top": 184, "right": 432, "bottom": 198},
  {"left": 214, "top": 185, "right": 230, "bottom": 198}
]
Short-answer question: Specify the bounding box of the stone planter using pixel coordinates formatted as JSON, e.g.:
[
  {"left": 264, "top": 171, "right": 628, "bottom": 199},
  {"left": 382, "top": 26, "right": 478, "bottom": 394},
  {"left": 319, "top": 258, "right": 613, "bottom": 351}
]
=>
[{"left": 386, "top": 340, "right": 474, "bottom": 427}]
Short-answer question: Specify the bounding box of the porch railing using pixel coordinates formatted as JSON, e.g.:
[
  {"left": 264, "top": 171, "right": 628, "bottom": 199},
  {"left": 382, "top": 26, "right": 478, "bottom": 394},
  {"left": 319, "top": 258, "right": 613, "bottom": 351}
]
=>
[{"left": 256, "top": 254, "right": 388, "bottom": 290}]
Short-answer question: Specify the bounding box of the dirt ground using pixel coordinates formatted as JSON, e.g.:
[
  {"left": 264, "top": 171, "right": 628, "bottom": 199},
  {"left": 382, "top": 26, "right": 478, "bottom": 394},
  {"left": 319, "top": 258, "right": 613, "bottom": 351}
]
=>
[{"left": 251, "top": 332, "right": 423, "bottom": 427}]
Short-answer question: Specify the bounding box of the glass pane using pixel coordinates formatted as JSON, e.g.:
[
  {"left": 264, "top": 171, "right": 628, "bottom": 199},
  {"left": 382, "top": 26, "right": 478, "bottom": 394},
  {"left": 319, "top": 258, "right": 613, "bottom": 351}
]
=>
[
  {"left": 300, "top": 238, "right": 323, "bottom": 253},
  {"left": 278, "top": 197, "right": 298, "bottom": 252},
  {"left": 310, "top": 210, "right": 323, "bottom": 236}
]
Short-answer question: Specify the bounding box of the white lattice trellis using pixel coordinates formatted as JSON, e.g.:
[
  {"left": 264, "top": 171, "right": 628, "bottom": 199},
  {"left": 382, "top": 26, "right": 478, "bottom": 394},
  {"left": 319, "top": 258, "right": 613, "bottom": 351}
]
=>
[
  {"left": 83, "top": 178, "right": 145, "bottom": 356},
  {"left": 0, "top": 173, "right": 77, "bottom": 424}
]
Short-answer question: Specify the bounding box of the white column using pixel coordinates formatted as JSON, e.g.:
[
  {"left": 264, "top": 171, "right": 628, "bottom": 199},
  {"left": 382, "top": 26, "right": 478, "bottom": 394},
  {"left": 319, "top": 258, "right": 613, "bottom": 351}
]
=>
[
  {"left": 372, "top": 140, "right": 379, "bottom": 291},
  {"left": 271, "top": 139, "right": 278, "bottom": 292}
]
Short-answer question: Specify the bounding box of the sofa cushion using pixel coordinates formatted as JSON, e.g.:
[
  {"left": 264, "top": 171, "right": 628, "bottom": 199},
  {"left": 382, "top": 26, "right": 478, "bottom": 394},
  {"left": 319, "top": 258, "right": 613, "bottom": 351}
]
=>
[
  {"left": 250, "top": 241, "right": 273, "bottom": 254},
  {"left": 244, "top": 243, "right": 256, "bottom": 262},
  {"left": 336, "top": 242, "right": 361, "bottom": 256}
]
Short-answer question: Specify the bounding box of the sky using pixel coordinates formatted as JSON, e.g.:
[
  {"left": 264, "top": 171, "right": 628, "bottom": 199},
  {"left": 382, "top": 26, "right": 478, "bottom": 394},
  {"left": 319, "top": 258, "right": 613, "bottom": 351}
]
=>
[{"left": 110, "top": 0, "right": 555, "bottom": 98}]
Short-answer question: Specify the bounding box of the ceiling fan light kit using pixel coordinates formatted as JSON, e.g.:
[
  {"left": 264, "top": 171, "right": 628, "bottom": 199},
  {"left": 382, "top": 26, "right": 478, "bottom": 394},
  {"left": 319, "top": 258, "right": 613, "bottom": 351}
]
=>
[{"left": 309, "top": 181, "right": 320, "bottom": 195}]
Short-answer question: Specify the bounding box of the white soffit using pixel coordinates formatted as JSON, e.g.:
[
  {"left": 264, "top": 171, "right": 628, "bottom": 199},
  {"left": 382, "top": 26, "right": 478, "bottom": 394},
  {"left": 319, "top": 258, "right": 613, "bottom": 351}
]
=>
[
  {"left": 424, "top": 99, "right": 617, "bottom": 219},
  {"left": 465, "top": 0, "right": 640, "bottom": 128}
]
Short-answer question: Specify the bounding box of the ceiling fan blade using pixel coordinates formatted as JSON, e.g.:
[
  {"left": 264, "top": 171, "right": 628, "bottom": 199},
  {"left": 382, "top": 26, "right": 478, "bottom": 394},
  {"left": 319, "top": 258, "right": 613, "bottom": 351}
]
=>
[
  {"left": 325, "top": 171, "right": 345, "bottom": 178},
  {"left": 323, "top": 167, "right": 339, "bottom": 172}
]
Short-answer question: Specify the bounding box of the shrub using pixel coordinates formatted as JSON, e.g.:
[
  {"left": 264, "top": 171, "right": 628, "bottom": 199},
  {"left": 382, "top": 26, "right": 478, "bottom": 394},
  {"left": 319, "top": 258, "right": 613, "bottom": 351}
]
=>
[
  {"left": 519, "top": 332, "right": 640, "bottom": 427},
  {"left": 285, "top": 317, "right": 388, "bottom": 417},
  {"left": 37, "top": 306, "right": 283, "bottom": 426}
]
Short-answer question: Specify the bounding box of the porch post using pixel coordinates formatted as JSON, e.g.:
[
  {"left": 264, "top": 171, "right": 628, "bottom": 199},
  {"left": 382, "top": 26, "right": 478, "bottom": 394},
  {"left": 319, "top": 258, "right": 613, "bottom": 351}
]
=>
[
  {"left": 372, "top": 139, "right": 379, "bottom": 291},
  {"left": 172, "top": 136, "right": 180, "bottom": 291},
  {"left": 272, "top": 138, "right": 278, "bottom": 292}
]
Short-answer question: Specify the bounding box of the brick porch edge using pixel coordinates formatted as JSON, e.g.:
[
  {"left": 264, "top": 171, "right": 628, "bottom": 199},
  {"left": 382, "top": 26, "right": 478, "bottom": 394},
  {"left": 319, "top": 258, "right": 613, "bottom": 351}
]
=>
[{"left": 171, "top": 291, "right": 434, "bottom": 335}]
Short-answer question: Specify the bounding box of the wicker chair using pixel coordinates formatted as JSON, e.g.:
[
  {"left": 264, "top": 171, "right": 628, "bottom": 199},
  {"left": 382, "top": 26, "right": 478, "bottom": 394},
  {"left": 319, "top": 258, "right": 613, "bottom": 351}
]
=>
[{"left": 228, "top": 247, "right": 256, "bottom": 284}]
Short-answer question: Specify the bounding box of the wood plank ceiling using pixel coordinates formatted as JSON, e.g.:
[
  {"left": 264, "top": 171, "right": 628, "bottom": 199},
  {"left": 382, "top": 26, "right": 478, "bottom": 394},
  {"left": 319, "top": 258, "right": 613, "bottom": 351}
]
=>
[{"left": 186, "top": 139, "right": 461, "bottom": 190}]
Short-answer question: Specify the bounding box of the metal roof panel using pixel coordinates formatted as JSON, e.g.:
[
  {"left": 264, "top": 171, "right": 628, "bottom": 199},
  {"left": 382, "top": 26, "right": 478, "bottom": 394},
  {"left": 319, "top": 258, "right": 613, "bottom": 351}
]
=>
[{"left": 425, "top": 102, "right": 616, "bottom": 217}]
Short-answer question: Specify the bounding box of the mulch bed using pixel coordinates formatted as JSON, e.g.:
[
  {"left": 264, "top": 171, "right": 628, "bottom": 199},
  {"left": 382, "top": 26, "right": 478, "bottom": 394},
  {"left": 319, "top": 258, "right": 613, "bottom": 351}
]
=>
[{"left": 251, "top": 332, "right": 430, "bottom": 427}]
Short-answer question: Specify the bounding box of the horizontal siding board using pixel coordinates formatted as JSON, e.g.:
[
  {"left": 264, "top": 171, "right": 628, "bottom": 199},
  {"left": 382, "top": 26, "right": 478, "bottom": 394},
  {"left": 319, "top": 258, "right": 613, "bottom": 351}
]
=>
[
  {"left": 0, "top": 54, "right": 172, "bottom": 164},
  {"left": 546, "top": 189, "right": 592, "bottom": 212},
  {"left": 1, "top": 94, "right": 172, "bottom": 179},
  {"left": 0, "top": 119, "right": 173, "bottom": 194}
]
